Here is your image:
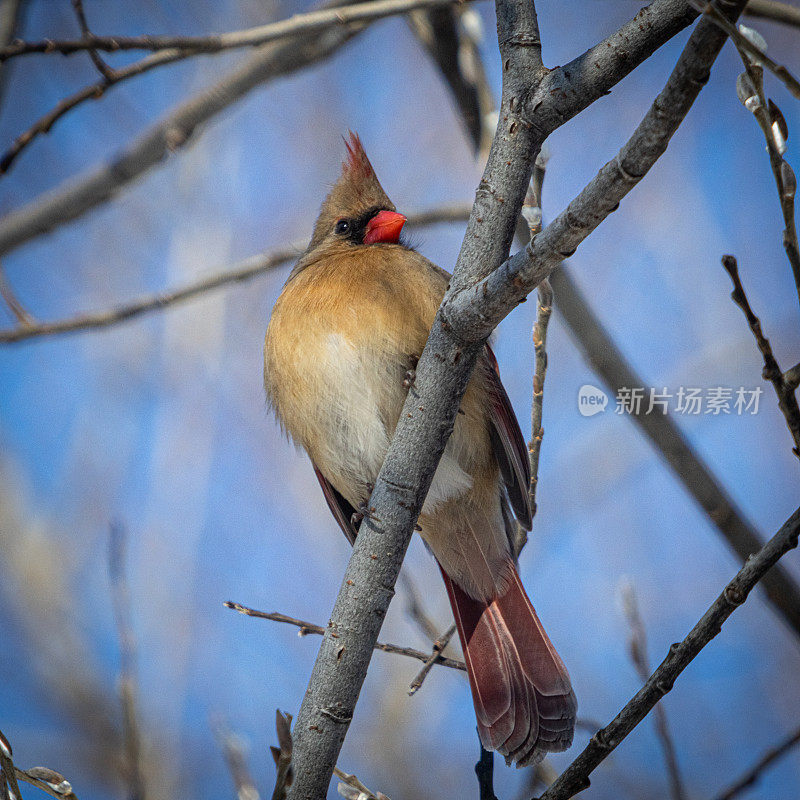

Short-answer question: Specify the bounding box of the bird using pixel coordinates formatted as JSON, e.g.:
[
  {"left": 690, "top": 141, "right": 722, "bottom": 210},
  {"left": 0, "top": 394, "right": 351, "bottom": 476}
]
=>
[{"left": 263, "top": 133, "right": 576, "bottom": 766}]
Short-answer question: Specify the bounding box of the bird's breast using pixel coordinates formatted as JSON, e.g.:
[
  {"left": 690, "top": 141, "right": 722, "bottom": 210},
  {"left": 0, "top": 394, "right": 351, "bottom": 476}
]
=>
[{"left": 264, "top": 249, "right": 441, "bottom": 505}]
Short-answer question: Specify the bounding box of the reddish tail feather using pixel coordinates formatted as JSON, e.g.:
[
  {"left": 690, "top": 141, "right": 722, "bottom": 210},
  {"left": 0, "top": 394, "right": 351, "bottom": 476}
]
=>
[{"left": 441, "top": 564, "right": 576, "bottom": 766}]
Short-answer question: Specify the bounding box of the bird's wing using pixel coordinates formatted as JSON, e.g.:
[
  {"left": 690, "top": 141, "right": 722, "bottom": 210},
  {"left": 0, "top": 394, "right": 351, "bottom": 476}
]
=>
[
  {"left": 312, "top": 463, "right": 358, "bottom": 544},
  {"left": 483, "top": 344, "right": 533, "bottom": 531}
]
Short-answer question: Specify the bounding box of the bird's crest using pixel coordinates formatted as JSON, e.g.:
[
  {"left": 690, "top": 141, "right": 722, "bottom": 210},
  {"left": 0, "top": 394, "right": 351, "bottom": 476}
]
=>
[{"left": 342, "top": 131, "right": 377, "bottom": 183}]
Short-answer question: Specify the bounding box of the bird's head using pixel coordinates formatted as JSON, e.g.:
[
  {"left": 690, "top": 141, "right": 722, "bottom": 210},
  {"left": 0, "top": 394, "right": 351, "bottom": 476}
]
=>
[{"left": 304, "top": 132, "right": 407, "bottom": 259}]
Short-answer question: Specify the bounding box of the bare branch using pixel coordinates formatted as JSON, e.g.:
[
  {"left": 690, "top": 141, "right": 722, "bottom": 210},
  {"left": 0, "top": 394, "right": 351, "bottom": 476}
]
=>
[
  {"left": 0, "top": 4, "right": 367, "bottom": 253},
  {"left": 475, "top": 744, "right": 498, "bottom": 800},
  {"left": 0, "top": 728, "right": 79, "bottom": 800},
  {"left": 224, "top": 601, "right": 467, "bottom": 672},
  {"left": 535, "top": 505, "right": 800, "bottom": 800},
  {"left": 333, "top": 767, "right": 391, "bottom": 800},
  {"left": 0, "top": 0, "right": 468, "bottom": 61},
  {"left": 0, "top": 0, "right": 468, "bottom": 177},
  {"left": 270, "top": 711, "right": 293, "bottom": 800},
  {"left": 0, "top": 261, "right": 35, "bottom": 325},
  {"left": 0, "top": 0, "right": 23, "bottom": 109},
  {"left": 406, "top": 5, "right": 492, "bottom": 152},
  {"left": 0, "top": 206, "right": 470, "bottom": 344},
  {"left": 108, "top": 522, "right": 146, "bottom": 800},
  {"left": 70, "top": 0, "right": 115, "bottom": 80},
  {"left": 398, "top": 570, "right": 443, "bottom": 641},
  {"left": 620, "top": 582, "right": 686, "bottom": 800},
  {"left": 745, "top": 0, "right": 800, "bottom": 29},
  {"left": 721, "top": 254, "right": 800, "bottom": 456},
  {"left": 213, "top": 719, "right": 261, "bottom": 800},
  {"left": 407, "top": 624, "right": 457, "bottom": 695},
  {"left": 512, "top": 160, "right": 552, "bottom": 558},
  {"left": 734, "top": 44, "right": 800, "bottom": 307},
  {"left": 15, "top": 767, "right": 79, "bottom": 800},
  {"left": 713, "top": 725, "right": 800, "bottom": 800},
  {"left": 0, "top": 729, "right": 22, "bottom": 800}
]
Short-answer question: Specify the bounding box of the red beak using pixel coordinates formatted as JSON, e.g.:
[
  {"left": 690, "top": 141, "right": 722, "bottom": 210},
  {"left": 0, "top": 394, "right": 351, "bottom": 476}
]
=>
[{"left": 364, "top": 210, "right": 406, "bottom": 245}]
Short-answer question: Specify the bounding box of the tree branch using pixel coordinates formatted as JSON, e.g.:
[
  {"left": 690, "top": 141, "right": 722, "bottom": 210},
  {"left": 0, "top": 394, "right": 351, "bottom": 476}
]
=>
[
  {"left": 713, "top": 725, "right": 800, "bottom": 800},
  {"left": 0, "top": 206, "right": 471, "bottom": 343},
  {"left": 108, "top": 522, "right": 146, "bottom": 800},
  {"left": 224, "top": 602, "right": 467, "bottom": 672},
  {"left": 536, "top": 505, "right": 800, "bottom": 800},
  {"left": 733, "top": 39, "right": 800, "bottom": 308},
  {"left": 693, "top": 0, "right": 800, "bottom": 98},
  {"left": 407, "top": 623, "right": 457, "bottom": 695},
  {"left": 620, "top": 582, "right": 686, "bottom": 800},
  {"left": 721, "top": 254, "right": 800, "bottom": 456},
  {"left": 745, "top": 0, "right": 800, "bottom": 29},
  {"left": 0, "top": 0, "right": 467, "bottom": 60},
  {"left": 550, "top": 263, "right": 800, "bottom": 637}
]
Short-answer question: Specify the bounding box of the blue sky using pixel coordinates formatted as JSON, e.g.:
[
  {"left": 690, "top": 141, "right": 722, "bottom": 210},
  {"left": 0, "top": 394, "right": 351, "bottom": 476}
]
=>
[{"left": 1, "top": 1, "right": 799, "bottom": 799}]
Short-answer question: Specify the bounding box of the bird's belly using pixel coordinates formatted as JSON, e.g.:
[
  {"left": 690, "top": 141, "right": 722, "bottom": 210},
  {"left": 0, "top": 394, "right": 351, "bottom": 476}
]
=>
[{"left": 270, "top": 326, "right": 472, "bottom": 511}]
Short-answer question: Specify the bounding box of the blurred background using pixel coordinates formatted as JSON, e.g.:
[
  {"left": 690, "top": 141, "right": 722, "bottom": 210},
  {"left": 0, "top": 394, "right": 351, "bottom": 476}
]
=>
[{"left": 0, "top": 1, "right": 799, "bottom": 798}]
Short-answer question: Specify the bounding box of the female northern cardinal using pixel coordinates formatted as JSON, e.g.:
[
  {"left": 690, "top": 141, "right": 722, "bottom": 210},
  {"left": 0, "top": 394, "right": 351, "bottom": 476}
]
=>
[{"left": 264, "top": 133, "right": 576, "bottom": 766}]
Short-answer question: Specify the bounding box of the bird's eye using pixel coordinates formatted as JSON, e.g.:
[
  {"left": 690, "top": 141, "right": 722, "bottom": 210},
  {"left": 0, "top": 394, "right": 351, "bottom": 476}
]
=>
[{"left": 335, "top": 219, "right": 350, "bottom": 235}]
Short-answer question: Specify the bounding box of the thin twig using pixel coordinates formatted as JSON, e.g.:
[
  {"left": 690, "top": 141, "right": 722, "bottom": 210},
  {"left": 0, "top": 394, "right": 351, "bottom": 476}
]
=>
[
  {"left": 721, "top": 254, "right": 800, "bottom": 456},
  {"left": 0, "top": 729, "right": 79, "bottom": 800},
  {"left": 620, "top": 582, "right": 686, "bottom": 800},
  {"left": 333, "top": 767, "right": 391, "bottom": 800},
  {"left": 0, "top": 261, "right": 35, "bottom": 325},
  {"left": 0, "top": 206, "right": 471, "bottom": 344},
  {"left": 1, "top": 0, "right": 469, "bottom": 60},
  {"left": 475, "top": 743, "right": 498, "bottom": 800},
  {"left": 535, "top": 505, "right": 800, "bottom": 800},
  {"left": 713, "top": 725, "right": 800, "bottom": 800},
  {"left": 0, "top": 730, "right": 21, "bottom": 800},
  {"left": 270, "top": 711, "right": 293, "bottom": 800},
  {"left": 528, "top": 284, "right": 552, "bottom": 525},
  {"left": 513, "top": 158, "right": 553, "bottom": 558},
  {"left": 213, "top": 719, "right": 261, "bottom": 800},
  {"left": 398, "top": 571, "right": 441, "bottom": 641},
  {"left": 109, "top": 522, "right": 146, "bottom": 800},
  {"left": 224, "top": 602, "right": 467, "bottom": 672},
  {"left": 70, "top": 0, "right": 115, "bottom": 79},
  {"left": 15, "top": 768, "right": 79, "bottom": 800},
  {"left": 734, "top": 41, "right": 800, "bottom": 308},
  {"left": 407, "top": 624, "right": 457, "bottom": 695},
  {"left": 691, "top": 0, "right": 800, "bottom": 98}
]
